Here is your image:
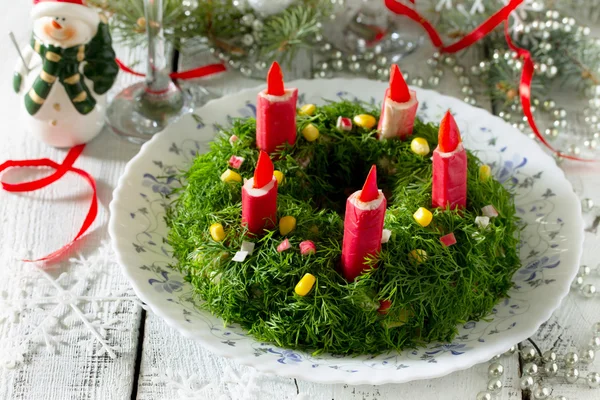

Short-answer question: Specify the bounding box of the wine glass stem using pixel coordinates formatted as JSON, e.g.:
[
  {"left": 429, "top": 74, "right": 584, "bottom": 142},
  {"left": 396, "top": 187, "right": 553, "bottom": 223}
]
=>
[{"left": 144, "top": 0, "right": 170, "bottom": 93}]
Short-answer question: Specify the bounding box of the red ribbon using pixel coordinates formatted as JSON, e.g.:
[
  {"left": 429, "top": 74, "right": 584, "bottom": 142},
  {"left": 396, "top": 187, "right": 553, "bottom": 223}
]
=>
[
  {"left": 384, "top": 0, "right": 595, "bottom": 161},
  {"left": 0, "top": 145, "right": 98, "bottom": 263},
  {"left": 115, "top": 58, "right": 226, "bottom": 80}
]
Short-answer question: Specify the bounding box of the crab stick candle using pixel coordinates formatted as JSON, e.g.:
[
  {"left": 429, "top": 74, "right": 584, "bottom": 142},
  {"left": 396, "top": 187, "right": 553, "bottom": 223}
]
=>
[
  {"left": 432, "top": 111, "right": 467, "bottom": 210},
  {"left": 377, "top": 64, "right": 419, "bottom": 140},
  {"left": 256, "top": 61, "right": 298, "bottom": 154},
  {"left": 341, "top": 165, "right": 387, "bottom": 281},
  {"left": 242, "top": 151, "right": 278, "bottom": 235}
]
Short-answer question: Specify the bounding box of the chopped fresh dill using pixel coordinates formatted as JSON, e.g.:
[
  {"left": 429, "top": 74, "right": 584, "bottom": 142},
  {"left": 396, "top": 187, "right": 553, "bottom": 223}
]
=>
[{"left": 165, "top": 100, "right": 521, "bottom": 355}]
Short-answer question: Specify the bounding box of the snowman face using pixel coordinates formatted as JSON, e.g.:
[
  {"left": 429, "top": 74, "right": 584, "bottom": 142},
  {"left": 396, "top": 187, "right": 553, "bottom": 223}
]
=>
[{"left": 33, "top": 16, "right": 94, "bottom": 48}]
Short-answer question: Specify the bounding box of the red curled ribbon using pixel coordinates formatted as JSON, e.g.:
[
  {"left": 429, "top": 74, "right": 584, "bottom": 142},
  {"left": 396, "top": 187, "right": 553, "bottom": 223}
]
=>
[
  {"left": 115, "top": 58, "right": 226, "bottom": 80},
  {"left": 0, "top": 144, "right": 98, "bottom": 263},
  {"left": 384, "top": 0, "right": 595, "bottom": 161}
]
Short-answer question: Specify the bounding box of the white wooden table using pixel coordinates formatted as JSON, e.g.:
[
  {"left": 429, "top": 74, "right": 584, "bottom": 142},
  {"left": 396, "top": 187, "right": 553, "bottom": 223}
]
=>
[{"left": 2, "top": 2, "right": 600, "bottom": 399}]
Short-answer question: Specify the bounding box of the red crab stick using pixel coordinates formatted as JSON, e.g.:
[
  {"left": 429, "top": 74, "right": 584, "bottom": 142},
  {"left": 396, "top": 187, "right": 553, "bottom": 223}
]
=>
[
  {"left": 256, "top": 61, "right": 298, "bottom": 154},
  {"left": 242, "top": 151, "right": 278, "bottom": 235},
  {"left": 341, "top": 166, "right": 387, "bottom": 281},
  {"left": 377, "top": 64, "right": 419, "bottom": 140},
  {"left": 432, "top": 111, "right": 467, "bottom": 210}
]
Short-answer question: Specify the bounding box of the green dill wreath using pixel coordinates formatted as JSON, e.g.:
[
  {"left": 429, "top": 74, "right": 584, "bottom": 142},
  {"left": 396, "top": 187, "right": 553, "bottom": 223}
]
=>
[{"left": 166, "top": 100, "right": 521, "bottom": 355}]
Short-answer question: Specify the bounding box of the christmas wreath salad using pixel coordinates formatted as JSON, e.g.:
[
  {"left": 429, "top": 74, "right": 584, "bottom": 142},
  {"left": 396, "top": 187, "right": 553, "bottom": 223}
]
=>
[{"left": 166, "top": 63, "right": 521, "bottom": 355}]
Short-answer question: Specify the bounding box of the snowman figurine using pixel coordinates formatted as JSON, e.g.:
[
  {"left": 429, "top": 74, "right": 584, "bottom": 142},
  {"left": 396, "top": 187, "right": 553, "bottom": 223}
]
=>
[{"left": 13, "top": 0, "right": 118, "bottom": 148}]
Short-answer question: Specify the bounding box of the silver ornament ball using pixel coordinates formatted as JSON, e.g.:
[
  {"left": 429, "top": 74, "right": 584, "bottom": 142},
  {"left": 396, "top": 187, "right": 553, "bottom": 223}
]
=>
[
  {"left": 348, "top": 61, "right": 362, "bottom": 73},
  {"left": 572, "top": 274, "right": 585, "bottom": 289},
  {"left": 254, "top": 60, "right": 267, "bottom": 71},
  {"left": 458, "top": 76, "right": 471, "bottom": 85},
  {"left": 533, "top": 385, "right": 551, "bottom": 399},
  {"left": 363, "top": 51, "right": 375, "bottom": 61},
  {"left": 524, "top": 362, "right": 539, "bottom": 376},
  {"left": 487, "top": 378, "right": 503, "bottom": 393},
  {"left": 320, "top": 43, "right": 332, "bottom": 53},
  {"left": 453, "top": 65, "right": 465, "bottom": 75},
  {"left": 522, "top": 346, "right": 537, "bottom": 362},
  {"left": 544, "top": 362, "right": 559, "bottom": 377},
  {"left": 376, "top": 55, "right": 388, "bottom": 67},
  {"left": 433, "top": 68, "right": 444, "bottom": 78},
  {"left": 427, "top": 76, "right": 440, "bottom": 87},
  {"left": 241, "top": 33, "right": 254, "bottom": 46},
  {"left": 252, "top": 19, "right": 264, "bottom": 32},
  {"left": 580, "top": 348, "right": 595, "bottom": 364},
  {"left": 241, "top": 13, "right": 255, "bottom": 26},
  {"left": 365, "top": 64, "right": 378, "bottom": 76},
  {"left": 426, "top": 58, "right": 438, "bottom": 68},
  {"left": 331, "top": 59, "right": 344, "bottom": 72},
  {"left": 410, "top": 77, "right": 424, "bottom": 88},
  {"left": 581, "top": 265, "right": 592, "bottom": 276},
  {"left": 476, "top": 391, "right": 493, "bottom": 400},
  {"left": 593, "top": 322, "right": 600, "bottom": 335},
  {"left": 565, "top": 351, "right": 579, "bottom": 366},
  {"left": 565, "top": 367, "right": 579, "bottom": 383},
  {"left": 443, "top": 56, "right": 456, "bottom": 66},
  {"left": 461, "top": 86, "right": 474, "bottom": 95},
  {"left": 239, "top": 65, "right": 253, "bottom": 77},
  {"left": 488, "top": 362, "right": 504, "bottom": 378},
  {"left": 587, "top": 372, "right": 600, "bottom": 388},
  {"left": 520, "top": 375, "right": 535, "bottom": 390},
  {"left": 227, "top": 59, "right": 241, "bottom": 69},
  {"left": 464, "top": 96, "right": 477, "bottom": 106},
  {"left": 543, "top": 99, "right": 556, "bottom": 111},
  {"left": 470, "top": 65, "right": 481, "bottom": 76},
  {"left": 377, "top": 67, "right": 390, "bottom": 81},
  {"left": 542, "top": 350, "right": 557, "bottom": 363},
  {"left": 582, "top": 283, "right": 597, "bottom": 297}
]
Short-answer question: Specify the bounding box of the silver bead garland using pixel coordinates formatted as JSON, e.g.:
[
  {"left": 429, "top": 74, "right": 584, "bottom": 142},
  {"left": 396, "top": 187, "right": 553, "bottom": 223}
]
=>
[{"left": 479, "top": 319, "right": 600, "bottom": 399}]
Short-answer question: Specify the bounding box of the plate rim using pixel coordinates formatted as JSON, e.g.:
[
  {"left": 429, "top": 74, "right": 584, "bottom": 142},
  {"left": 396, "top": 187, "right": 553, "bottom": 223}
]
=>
[{"left": 109, "top": 78, "right": 584, "bottom": 385}]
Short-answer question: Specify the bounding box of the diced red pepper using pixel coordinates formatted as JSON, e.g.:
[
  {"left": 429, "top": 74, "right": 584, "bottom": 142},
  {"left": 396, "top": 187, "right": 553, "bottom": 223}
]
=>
[
  {"left": 440, "top": 233, "right": 457, "bottom": 247},
  {"left": 277, "top": 238, "right": 291, "bottom": 252}
]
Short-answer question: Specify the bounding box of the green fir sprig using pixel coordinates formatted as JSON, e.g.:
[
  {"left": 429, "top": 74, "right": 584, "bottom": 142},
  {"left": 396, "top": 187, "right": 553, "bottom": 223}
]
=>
[
  {"left": 165, "top": 100, "right": 521, "bottom": 355},
  {"left": 91, "top": 0, "right": 329, "bottom": 64}
]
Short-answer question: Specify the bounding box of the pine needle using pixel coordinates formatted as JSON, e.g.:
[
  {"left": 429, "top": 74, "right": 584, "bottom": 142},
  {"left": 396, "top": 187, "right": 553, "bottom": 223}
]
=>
[{"left": 166, "top": 101, "right": 521, "bottom": 355}]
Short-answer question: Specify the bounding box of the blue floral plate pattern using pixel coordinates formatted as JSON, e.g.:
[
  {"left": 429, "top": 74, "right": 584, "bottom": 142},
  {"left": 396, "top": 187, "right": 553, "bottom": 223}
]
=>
[{"left": 109, "top": 79, "right": 583, "bottom": 385}]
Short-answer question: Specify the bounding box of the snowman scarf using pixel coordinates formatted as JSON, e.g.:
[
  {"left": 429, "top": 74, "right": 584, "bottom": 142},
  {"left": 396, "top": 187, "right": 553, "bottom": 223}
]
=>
[{"left": 25, "top": 20, "right": 118, "bottom": 116}]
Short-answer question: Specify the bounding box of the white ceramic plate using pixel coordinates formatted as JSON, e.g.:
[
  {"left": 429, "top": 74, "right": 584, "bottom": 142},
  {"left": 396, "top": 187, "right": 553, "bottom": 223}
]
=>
[{"left": 109, "top": 79, "right": 583, "bottom": 385}]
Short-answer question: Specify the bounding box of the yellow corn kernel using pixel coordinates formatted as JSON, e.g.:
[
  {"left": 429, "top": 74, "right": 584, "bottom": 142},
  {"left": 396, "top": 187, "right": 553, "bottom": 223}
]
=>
[
  {"left": 410, "top": 137, "right": 430, "bottom": 156},
  {"left": 353, "top": 114, "right": 377, "bottom": 130},
  {"left": 302, "top": 124, "right": 320, "bottom": 142},
  {"left": 408, "top": 249, "right": 428, "bottom": 264},
  {"left": 413, "top": 207, "right": 433, "bottom": 227},
  {"left": 273, "top": 170, "right": 284, "bottom": 185},
  {"left": 209, "top": 223, "right": 225, "bottom": 242},
  {"left": 279, "top": 215, "right": 297, "bottom": 236},
  {"left": 479, "top": 164, "right": 492, "bottom": 182},
  {"left": 298, "top": 104, "right": 316, "bottom": 116},
  {"left": 295, "top": 273, "right": 316, "bottom": 296},
  {"left": 220, "top": 169, "right": 242, "bottom": 183}
]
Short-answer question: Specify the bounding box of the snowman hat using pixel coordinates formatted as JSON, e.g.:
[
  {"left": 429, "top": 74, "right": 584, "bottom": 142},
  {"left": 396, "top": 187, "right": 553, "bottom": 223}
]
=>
[{"left": 31, "top": 0, "right": 100, "bottom": 29}]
